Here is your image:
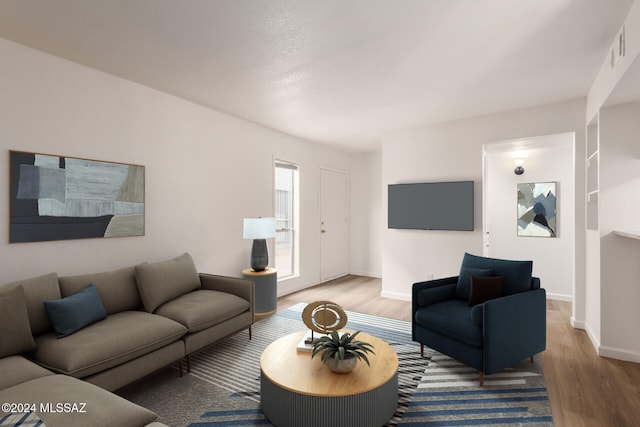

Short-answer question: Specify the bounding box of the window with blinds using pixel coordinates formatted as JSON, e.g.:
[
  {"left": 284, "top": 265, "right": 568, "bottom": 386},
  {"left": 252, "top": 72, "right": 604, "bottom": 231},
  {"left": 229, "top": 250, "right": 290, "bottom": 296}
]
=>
[{"left": 274, "top": 161, "right": 299, "bottom": 279}]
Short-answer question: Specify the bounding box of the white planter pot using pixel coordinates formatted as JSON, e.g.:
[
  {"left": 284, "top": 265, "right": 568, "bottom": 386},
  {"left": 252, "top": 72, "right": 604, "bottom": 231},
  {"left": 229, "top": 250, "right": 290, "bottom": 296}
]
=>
[{"left": 326, "top": 356, "right": 357, "bottom": 374}]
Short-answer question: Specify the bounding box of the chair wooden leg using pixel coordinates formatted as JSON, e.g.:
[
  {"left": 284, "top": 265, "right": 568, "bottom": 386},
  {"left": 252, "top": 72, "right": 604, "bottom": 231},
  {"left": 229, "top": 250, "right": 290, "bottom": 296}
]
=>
[
  {"left": 479, "top": 372, "right": 484, "bottom": 387},
  {"left": 420, "top": 343, "right": 424, "bottom": 358},
  {"left": 530, "top": 355, "right": 534, "bottom": 363}
]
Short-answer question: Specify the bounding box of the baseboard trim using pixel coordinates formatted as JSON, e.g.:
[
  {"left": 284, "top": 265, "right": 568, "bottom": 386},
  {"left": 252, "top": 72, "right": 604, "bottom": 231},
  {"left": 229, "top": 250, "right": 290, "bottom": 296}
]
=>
[
  {"left": 277, "top": 280, "right": 322, "bottom": 298},
  {"left": 349, "top": 270, "right": 382, "bottom": 279},
  {"left": 584, "top": 323, "right": 601, "bottom": 354},
  {"left": 570, "top": 317, "right": 585, "bottom": 329},
  {"left": 546, "top": 292, "right": 572, "bottom": 302},
  {"left": 380, "top": 290, "right": 411, "bottom": 301},
  {"left": 599, "top": 345, "right": 640, "bottom": 363}
]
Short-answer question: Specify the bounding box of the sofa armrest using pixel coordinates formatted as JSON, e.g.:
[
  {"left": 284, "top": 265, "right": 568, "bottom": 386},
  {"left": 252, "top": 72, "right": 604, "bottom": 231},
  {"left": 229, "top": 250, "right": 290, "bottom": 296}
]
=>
[
  {"left": 531, "top": 276, "right": 541, "bottom": 290},
  {"left": 483, "top": 288, "right": 546, "bottom": 374},
  {"left": 412, "top": 276, "right": 458, "bottom": 305},
  {"left": 412, "top": 276, "right": 458, "bottom": 340},
  {"left": 199, "top": 273, "right": 255, "bottom": 306},
  {"left": 414, "top": 283, "right": 457, "bottom": 308},
  {"left": 413, "top": 276, "right": 458, "bottom": 292}
]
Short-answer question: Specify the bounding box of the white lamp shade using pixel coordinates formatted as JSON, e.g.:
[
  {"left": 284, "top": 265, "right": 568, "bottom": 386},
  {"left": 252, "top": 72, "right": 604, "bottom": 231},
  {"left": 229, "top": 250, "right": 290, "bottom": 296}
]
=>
[{"left": 243, "top": 217, "right": 276, "bottom": 239}]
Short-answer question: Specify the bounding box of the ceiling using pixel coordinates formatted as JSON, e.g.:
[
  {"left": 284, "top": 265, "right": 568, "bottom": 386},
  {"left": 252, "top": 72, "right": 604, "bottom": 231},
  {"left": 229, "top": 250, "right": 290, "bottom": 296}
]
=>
[{"left": 0, "top": 0, "right": 634, "bottom": 152}]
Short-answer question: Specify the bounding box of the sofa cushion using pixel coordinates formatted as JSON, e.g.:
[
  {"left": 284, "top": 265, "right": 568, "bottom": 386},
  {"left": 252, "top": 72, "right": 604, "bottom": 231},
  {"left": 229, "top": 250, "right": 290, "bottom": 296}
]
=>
[
  {"left": 0, "top": 374, "right": 159, "bottom": 427},
  {"left": 44, "top": 284, "right": 107, "bottom": 338},
  {"left": 0, "top": 285, "right": 37, "bottom": 357},
  {"left": 414, "top": 299, "right": 482, "bottom": 348},
  {"left": 2, "top": 272, "right": 60, "bottom": 335},
  {"left": 135, "top": 253, "right": 201, "bottom": 313},
  {"left": 468, "top": 275, "right": 504, "bottom": 306},
  {"left": 59, "top": 266, "right": 142, "bottom": 314},
  {"left": 460, "top": 252, "right": 533, "bottom": 296},
  {"left": 0, "top": 355, "right": 53, "bottom": 390},
  {"left": 31, "top": 311, "right": 187, "bottom": 378},
  {"left": 455, "top": 266, "right": 494, "bottom": 300},
  {"left": 155, "top": 289, "right": 251, "bottom": 333}
]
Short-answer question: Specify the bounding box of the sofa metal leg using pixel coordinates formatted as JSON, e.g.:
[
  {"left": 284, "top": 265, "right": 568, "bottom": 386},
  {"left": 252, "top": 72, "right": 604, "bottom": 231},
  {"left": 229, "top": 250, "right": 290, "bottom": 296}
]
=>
[
  {"left": 186, "top": 354, "right": 191, "bottom": 374},
  {"left": 178, "top": 359, "right": 183, "bottom": 377},
  {"left": 249, "top": 325, "right": 252, "bottom": 340}
]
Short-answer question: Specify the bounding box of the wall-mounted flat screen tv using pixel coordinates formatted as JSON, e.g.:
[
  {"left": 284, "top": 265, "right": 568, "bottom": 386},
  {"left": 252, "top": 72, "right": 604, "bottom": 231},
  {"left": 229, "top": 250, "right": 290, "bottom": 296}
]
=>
[{"left": 388, "top": 181, "right": 474, "bottom": 231}]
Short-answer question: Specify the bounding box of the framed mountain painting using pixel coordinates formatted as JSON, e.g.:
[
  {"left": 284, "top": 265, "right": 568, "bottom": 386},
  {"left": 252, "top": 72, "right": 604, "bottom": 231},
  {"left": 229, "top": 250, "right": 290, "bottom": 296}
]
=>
[{"left": 517, "top": 182, "right": 556, "bottom": 237}]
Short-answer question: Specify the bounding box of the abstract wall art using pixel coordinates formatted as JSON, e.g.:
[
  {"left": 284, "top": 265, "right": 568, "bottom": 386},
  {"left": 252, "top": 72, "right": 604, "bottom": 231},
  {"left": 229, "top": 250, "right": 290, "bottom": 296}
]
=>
[
  {"left": 9, "top": 150, "right": 145, "bottom": 243},
  {"left": 517, "top": 182, "right": 557, "bottom": 237}
]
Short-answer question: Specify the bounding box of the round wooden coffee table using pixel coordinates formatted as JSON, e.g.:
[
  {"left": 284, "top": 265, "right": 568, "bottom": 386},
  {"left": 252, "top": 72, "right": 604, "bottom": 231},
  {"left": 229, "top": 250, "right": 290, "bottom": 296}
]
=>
[{"left": 260, "top": 330, "right": 398, "bottom": 427}]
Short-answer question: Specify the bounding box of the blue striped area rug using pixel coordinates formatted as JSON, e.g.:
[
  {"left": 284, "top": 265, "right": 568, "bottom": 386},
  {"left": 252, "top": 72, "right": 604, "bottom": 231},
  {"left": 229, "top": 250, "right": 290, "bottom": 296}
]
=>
[
  {"left": 403, "top": 349, "right": 553, "bottom": 426},
  {"left": 125, "top": 303, "right": 553, "bottom": 426}
]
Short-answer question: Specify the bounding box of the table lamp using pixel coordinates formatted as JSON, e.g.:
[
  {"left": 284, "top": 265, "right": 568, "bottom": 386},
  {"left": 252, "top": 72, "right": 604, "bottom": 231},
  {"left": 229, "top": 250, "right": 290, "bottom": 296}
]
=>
[{"left": 243, "top": 217, "right": 276, "bottom": 272}]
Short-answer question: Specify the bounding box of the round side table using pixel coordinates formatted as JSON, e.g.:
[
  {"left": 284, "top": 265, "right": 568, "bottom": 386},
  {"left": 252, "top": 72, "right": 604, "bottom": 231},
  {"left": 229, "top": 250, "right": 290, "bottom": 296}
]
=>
[{"left": 242, "top": 268, "right": 277, "bottom": 315}]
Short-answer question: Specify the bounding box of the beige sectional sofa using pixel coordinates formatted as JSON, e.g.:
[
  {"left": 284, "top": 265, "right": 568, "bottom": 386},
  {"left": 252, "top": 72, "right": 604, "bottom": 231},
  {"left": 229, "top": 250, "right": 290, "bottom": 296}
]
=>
[{"left": 0, "top": 253, "right": 254, "bottom": 427}]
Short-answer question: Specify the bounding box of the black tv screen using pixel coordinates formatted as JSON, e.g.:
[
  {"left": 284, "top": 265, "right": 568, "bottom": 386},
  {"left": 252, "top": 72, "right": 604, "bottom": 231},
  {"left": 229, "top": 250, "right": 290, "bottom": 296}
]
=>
[{"left": 388, "top": 181, "right": 474, "bottom": 231}]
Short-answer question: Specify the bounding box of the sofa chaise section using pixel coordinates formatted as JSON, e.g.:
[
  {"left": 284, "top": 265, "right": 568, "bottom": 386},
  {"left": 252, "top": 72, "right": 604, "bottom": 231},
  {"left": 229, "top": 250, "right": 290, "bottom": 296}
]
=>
[
  {"left": 0, "top": 370, "right": 160, "bottom": 427},
  {"left": 0, "top": 355, "right": 53, "bottom": 391}
]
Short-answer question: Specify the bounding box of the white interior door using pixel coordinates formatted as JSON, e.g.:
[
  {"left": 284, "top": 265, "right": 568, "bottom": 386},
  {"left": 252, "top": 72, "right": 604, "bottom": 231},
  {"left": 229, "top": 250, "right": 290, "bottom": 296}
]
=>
[{"left": 320, "top": 168, "right": 348, "bottom": 281}]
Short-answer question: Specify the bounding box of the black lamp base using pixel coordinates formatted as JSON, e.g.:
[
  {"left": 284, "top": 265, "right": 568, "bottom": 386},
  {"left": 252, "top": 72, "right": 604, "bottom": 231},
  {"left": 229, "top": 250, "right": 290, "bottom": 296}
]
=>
[{"left": 251, "top": 239, "right": 269, "bottom": 272}]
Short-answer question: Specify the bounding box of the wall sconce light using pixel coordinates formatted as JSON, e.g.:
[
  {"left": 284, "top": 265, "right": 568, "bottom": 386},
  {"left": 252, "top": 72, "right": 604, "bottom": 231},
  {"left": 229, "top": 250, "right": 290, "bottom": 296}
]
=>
[{"left": 514, "top": 158, "right": 525, "bottom": 175}]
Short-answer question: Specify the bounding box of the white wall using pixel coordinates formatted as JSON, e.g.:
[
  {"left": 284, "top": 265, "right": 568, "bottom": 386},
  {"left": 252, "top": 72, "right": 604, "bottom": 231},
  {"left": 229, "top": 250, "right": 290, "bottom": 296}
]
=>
[
  {"left": 349, "top": 151, "right": 382, "bottom": 278},
  {"left": 582, "top": 0, "right": 640, "bottom": 361},
  {"left": 0, "top": 37, "right": 351, "bottom": 295},
  {"left": 381, "top": 99, "right": 586, "bottom": 301},
  {"left": 484, "top": 133, "right": 575, "bottom": 301},
  {"left": 598, "top": 101, "right": 640, "bottom": 361}
]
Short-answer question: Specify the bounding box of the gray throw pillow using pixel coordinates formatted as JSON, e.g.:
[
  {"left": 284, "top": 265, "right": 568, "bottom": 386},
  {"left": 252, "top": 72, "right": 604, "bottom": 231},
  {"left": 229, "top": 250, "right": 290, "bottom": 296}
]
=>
[
  {"left": 135, "top": 253, "right": 201, "bottom": 313},
  {"left": 0, "top": 285, "right": 37, "bottom": 357}
]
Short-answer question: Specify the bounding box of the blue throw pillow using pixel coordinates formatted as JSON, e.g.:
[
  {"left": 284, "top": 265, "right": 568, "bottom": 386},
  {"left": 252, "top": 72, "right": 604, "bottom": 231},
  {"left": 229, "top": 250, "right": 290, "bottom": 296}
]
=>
[
  {"left": 44, "top": 284, "right": 107, "bottom": 338},
  {"left": 460, "top": 252, "right": 533, "bottom": 296},
  {"left": 455, "top": 266, "right": 494, "bottom": 300}
]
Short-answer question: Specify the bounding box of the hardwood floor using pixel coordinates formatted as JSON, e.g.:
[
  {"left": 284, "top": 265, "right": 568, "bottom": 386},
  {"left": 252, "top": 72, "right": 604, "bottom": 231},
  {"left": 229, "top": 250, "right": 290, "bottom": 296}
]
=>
[{"left": 277, "top": 275, "right": 640, "bottom": 427}]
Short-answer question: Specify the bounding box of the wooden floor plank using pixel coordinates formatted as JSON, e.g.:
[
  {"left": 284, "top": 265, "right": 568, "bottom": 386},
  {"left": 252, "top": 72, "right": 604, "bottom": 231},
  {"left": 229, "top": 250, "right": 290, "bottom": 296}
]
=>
[{"left": 277, "top": 275, "right": 640, "bottom": 427}]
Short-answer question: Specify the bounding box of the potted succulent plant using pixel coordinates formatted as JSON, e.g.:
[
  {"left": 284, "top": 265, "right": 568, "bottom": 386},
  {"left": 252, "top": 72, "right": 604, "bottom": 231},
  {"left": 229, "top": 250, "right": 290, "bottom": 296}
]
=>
[{"left": 311, "top": 330, "right": 375, "bottom": 373}]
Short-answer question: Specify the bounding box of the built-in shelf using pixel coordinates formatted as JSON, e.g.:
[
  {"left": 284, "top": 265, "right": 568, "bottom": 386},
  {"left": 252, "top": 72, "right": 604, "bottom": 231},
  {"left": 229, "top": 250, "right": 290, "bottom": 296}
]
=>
[
  {"left": 614, "top": 230, "right": 640, "bottom": 240},
  {"left": 586, "top": 119, "right": 599, "bottom": 231}
]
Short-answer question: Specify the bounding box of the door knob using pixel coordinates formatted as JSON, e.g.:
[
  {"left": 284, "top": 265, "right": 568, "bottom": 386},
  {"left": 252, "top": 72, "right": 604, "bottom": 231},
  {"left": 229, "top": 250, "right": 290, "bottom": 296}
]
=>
[{"left": 321, "top": 229, "right": 326, "bottom": 233}]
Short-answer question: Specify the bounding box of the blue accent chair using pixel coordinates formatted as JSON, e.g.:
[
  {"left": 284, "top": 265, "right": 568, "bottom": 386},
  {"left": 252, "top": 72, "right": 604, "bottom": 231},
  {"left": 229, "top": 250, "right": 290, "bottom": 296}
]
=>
[{"left": 411, "top": 252, "right": 546, "bottom": 386}]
